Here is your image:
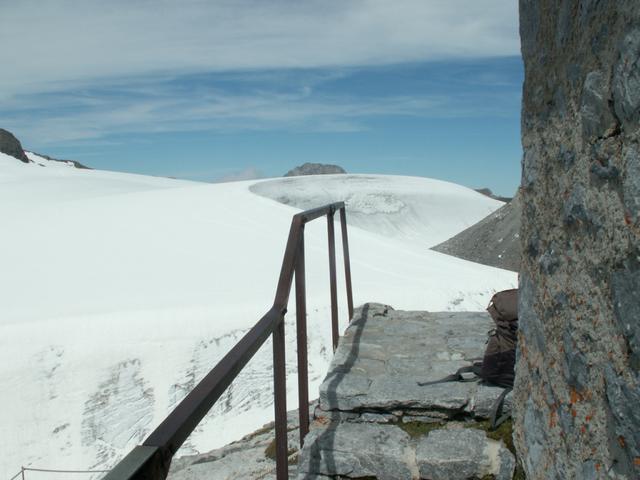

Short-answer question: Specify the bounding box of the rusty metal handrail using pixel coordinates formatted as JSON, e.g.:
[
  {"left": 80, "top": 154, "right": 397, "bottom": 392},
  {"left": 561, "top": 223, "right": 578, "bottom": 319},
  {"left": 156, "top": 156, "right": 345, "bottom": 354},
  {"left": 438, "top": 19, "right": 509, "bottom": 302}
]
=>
[{"left": 103, "top": 202, "right": 353, "bottom": 480}]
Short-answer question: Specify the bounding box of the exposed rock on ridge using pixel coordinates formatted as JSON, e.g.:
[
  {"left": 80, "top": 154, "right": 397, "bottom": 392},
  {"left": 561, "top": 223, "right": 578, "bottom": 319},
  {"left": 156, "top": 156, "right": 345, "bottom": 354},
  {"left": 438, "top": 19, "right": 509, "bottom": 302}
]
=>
[
  {"left": 432, "top": 191, "right": 521, "bottom": 272},
  {"left": 515, "top": 1, "right": 640, "bottom": 479},
  {"left": 27, "top": 151, "right": 91, "bottom": 169},
  {"left": 284, "top": 163, "right": 346, "bottom": 176},
  {"left": 475, "top": 187, "right": 513, "bottom": 203},
  {"left": 0, "top": 128, "right": 90, "bottom": 169},
  {"left": 0, "top": 128, "right": 29, "bottom": 163}
]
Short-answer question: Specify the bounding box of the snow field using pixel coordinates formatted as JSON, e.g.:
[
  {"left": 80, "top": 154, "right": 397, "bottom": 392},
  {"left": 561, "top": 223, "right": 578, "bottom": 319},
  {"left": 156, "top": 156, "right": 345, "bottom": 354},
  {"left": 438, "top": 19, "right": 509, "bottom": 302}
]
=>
[{"left": 0, "top": 152, "right": 516, "bottom": 476}]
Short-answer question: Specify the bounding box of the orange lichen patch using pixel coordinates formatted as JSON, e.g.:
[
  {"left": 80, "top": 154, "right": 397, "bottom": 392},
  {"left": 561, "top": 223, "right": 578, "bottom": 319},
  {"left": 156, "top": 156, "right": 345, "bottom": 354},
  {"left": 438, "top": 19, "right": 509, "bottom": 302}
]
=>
[
  {"left": 571, "top": 408, "right": 577, "bottom": 418},
  {"left": 312, "top": 416, "right": 330, "bottom": 427},
  {"left": 570, "top": 387, "right": 583, "bottom": 404},
  {"left": 596, "top": 463, "right": 601, "bottom": 472},
  {"left": 549, "top": 409, "right": 558, "bottom": 428},
  {"left": 634, "top": 457, "right": 640, "bottom": 466},
  {"left": 624, "top": 211, "right": 632, "bottom": 225},
  {"left": 618, "top": 436, "right": 626, "bottom": 448}
]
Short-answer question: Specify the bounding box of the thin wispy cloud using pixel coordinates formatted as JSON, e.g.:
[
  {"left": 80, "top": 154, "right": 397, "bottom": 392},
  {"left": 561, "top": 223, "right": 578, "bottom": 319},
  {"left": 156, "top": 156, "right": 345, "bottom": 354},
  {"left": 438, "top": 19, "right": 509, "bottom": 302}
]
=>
[
  {"left": 0, "top": 0, "right": 519, "bottom": 97},
  {"left": 4, "top": 76, "right": 520, "bottom": 145}
]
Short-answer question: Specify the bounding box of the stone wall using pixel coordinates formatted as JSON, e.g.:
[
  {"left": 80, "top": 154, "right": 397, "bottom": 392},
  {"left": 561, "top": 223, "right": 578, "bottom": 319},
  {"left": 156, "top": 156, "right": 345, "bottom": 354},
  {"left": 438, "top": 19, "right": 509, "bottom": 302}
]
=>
[{"left": 513, "top": 1, "right": 640, "bottom": 478}]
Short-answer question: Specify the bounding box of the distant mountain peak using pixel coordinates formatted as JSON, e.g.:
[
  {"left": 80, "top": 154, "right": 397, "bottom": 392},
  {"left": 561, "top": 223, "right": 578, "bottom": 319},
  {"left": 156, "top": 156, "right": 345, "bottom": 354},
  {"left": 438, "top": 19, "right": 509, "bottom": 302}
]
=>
[{"left": 284, "top": 163, "right": 346, "bottom": 177}]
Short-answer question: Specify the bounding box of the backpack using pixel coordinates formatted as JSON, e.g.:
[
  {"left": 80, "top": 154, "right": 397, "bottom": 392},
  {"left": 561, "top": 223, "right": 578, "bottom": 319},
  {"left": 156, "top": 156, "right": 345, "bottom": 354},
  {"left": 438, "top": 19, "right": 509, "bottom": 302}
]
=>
[
  {"left": 480, "top": 288, "right": 518, "bottom": 388},
  {"left": 417, "top": 289, "right": 518, "bottom": 428}
]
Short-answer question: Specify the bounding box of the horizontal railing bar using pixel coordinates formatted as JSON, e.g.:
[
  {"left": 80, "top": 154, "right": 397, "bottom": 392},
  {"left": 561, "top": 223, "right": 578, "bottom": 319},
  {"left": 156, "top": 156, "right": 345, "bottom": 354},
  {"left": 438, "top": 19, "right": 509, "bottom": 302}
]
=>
[
  {"left": 143, "top": 307, "right": 282, "bottom": 451},
  {"left": 295, "top": 202, "right": 344, "bottom": 224},
  {"left": 274, "top": 203, "right": 345, "bottom": 309},
  {"left": 102, "top": 446, "right": 159, "bottom": 480}
]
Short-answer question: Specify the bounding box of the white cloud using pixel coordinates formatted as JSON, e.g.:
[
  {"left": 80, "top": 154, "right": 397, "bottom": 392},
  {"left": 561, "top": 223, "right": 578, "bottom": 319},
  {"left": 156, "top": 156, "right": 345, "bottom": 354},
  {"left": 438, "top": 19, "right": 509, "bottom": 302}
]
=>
[{"left": 0, "top": 0, "right": 519, "bottom": 97}]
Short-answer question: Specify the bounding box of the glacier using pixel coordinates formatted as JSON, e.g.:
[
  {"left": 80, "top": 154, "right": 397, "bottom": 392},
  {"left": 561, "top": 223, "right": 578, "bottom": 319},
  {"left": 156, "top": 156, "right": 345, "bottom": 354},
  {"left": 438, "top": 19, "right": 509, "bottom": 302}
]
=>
[{"left": 0, "top": 151, "right": 516, "bottom": 476}]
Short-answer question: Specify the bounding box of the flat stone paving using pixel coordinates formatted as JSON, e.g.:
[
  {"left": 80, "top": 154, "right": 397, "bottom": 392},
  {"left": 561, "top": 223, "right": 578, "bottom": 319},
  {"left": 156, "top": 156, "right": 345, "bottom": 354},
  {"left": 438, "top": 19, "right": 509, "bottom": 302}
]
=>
[{"left": 298, "top": 303, "right": 516, "bottom": 480}]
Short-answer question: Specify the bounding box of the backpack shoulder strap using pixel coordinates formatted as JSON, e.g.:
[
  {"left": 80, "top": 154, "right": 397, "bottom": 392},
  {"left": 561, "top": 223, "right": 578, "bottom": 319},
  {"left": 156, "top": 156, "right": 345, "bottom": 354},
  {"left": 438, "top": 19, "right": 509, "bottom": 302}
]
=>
[
  {"left": 489, "top": 387, "right": 512, "bottom": 430},
  {"left": 417, "top": 365, "right": 479, "bottom": 386}
]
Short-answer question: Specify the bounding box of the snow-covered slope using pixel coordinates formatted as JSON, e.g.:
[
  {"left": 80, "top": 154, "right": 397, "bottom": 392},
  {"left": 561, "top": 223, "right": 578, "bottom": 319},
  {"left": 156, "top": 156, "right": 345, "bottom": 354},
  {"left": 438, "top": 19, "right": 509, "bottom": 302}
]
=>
[
  {"left": 251, "top": 174, "right": 504, "bottom": 247},
  {"left": 0, "top": 152, "right": 516, "bottom": 476}
]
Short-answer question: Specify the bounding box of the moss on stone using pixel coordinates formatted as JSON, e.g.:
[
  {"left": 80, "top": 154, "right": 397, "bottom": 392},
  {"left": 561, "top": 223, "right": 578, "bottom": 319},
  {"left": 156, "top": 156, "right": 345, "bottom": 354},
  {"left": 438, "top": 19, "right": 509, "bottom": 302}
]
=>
[
  {"left": 461, "top": 419, "right": 526, "bottom": 479},
  {"left": 397, "top": 420, "right": 444, "bottom": 438}
]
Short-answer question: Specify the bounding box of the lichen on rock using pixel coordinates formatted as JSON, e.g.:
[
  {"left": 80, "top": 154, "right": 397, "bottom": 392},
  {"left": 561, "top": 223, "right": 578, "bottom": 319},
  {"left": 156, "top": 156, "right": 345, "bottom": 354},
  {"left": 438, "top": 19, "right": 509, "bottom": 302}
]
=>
[{"left": 514, "top": 1, "right": 640, "bottom": 478}]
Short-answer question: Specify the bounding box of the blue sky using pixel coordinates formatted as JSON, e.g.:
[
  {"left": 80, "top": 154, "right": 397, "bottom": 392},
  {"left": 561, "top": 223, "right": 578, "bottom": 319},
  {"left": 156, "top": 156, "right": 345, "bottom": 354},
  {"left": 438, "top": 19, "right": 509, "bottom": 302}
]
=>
[{"left": 0, "top": 1, "right": 522, "bottom": 196}]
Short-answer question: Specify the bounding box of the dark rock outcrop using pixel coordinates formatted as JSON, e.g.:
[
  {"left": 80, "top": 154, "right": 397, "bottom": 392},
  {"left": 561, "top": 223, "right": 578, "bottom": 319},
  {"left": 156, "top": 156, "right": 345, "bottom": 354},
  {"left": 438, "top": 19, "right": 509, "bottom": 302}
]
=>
[
  {"left": 432, "top": 191, "right": 521, "bottom": 272},
  {"left": 514, "top": 2, "right": 640, "bottom": 479},
  {"left": 475, "top": 188, "right": 513, "bottom": 203},
  {"left": 284, "top": 163, "right": 346, "bottom": 177},
  {"left": 0, "top": 129, "right": 29, "bottom": 163}
]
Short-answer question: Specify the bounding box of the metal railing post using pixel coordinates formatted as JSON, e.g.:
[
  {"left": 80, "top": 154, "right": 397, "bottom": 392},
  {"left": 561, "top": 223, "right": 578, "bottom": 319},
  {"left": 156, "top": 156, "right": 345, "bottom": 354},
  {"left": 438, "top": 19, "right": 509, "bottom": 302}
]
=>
[
  {"left": 327, "top": 209, "right": 339, "bottom": 350},
  {"left": 295, "top": 231, "right": 309, "bottom": 444},
  {"left": 100, "top": 202, "right": 352, "bottom": 480},
  {"left": 272, "top": 315, "right": 288, "bottom": 479},
  {"left": 339, "top": 207, "right": 354, "bottom": 321}
]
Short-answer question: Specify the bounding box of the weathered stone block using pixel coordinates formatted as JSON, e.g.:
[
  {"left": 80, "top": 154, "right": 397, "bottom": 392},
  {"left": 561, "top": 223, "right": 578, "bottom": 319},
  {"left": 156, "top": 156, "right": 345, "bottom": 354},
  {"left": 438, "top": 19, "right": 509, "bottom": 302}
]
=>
[
  {"left": 296, "top": 423, "right": 416, "bottom": 480},
  {"left": 416, "top": 428, "right": 515, "bottom": 480}
]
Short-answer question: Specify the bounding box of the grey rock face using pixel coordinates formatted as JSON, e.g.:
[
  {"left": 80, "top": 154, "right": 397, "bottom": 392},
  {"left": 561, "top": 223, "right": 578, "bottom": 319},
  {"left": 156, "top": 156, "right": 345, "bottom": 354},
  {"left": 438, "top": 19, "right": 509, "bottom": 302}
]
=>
[
  {"left": 284, "top": 163, "right": 346, "bottom": 176},
  {"left": 417, "top": 428, "right": 515, "bottom": 480},
  {"left": 580, "top": 71, "right": 618, "bottom": 139},
  {"left": 0, "top": 128, "right": 29, "bottom": 163},
  {"left": 515, "top": 1, "right": 640, "bottom": 479},
  {"left": 432, "top": 191, "right": 521, "bottom": 272}
]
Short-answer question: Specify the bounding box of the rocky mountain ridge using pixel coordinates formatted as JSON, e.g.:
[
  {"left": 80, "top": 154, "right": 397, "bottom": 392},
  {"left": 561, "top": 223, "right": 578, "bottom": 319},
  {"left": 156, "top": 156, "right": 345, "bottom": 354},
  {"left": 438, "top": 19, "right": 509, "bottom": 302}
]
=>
[
  {"left": 284, "top": 162, "right": 346, "bottom": 176},
  {"left": 474, "top": 187, "right": 513, "bottom": 203},
  {"left": 0, "top": 128, "right": 89, "bottom": 169},
  {"left": 26, "top": 151, "right": 90, "bottom": 169},
  {"left": 432, "top": 191, "right": 521, "bottom": 272}
]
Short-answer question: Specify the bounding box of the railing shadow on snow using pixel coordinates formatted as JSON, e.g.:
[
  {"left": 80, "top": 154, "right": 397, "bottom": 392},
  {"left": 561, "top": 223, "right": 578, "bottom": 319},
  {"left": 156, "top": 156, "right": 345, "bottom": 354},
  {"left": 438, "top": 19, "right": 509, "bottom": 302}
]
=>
[{"left": 102, "top": 202, "right": 354, "bottom": 480}]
